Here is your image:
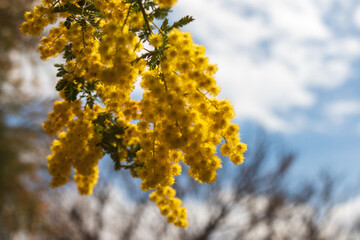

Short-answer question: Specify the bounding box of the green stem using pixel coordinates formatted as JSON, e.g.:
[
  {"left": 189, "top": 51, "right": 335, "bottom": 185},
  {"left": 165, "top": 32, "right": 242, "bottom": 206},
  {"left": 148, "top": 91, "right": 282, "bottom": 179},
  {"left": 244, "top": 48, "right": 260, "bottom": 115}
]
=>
[
  {"left": 137, "top": 0, "right": 152, "bottom": 35},
  {"left": 122, "top": 3, "right": 133, "bottom": 30},
  {"left": 150, "top": 19, "right": 166, "bottom": 35},
  {"left": 197, "top": 88, "right": 219, "bottom": 110}
]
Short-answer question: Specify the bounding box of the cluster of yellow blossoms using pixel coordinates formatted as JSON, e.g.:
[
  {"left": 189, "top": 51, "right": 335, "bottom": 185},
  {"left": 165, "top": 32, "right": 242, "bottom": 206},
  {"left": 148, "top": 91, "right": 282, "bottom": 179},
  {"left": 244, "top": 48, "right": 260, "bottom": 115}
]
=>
[
  {"left": 150, "top": 186, "right": 187, "bottom": 227},
  {"left": 44, "top": 100, "right": 103, "bottom": 194},
  {"left": 21, "top": 0, "right": 246, "bottom": 227},
  {"left": 154, "top": 0, "right": 177, "bottom": 9}
]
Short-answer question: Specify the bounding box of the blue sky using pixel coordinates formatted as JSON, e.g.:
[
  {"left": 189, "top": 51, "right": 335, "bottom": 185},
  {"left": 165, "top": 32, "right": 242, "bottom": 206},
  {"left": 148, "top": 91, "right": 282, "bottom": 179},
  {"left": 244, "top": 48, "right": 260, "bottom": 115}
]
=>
[
  {"left": 170, "top": 0, "right": 360, "bottom": 193},
  {"left": 8, "top": 0, "right": 360, "bottom": 226},
  {"left": 9, "top": 0, "right": 359, "bottom": 199}
]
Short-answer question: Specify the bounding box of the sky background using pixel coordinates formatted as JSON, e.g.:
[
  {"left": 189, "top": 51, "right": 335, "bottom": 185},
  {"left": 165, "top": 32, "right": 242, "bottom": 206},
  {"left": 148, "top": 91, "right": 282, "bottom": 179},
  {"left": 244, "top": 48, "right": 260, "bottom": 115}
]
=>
[
  {"left": 168, "top": 0, "right": 360, "bottom": 197},
  {"left": 5, "top": 0, "right": 360, "bottom": 229},
  {"left": 7, "top": 0, "right": 360, "bottom": 203}
]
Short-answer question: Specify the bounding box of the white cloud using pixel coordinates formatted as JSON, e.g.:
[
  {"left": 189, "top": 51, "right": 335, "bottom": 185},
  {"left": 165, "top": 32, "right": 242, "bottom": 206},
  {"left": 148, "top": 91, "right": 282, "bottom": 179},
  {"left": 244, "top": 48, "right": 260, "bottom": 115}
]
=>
[
  {"left": 324, "top": 100, "right": 360, "bottom": 124},
  {"left": 354, "top": 5, "right": 360, "bottom": 28},
  {"left": 324, "top": 196, "right": 360, "bottom": 238},
  {"left": 173, "top": 0, "right": 360, "bottom": 132},
  {"left": 11, "top": 0, "right": 360, "bottom": 134},
  {"left": 2, "top": 51, "right": 58, "bottom": 103}
]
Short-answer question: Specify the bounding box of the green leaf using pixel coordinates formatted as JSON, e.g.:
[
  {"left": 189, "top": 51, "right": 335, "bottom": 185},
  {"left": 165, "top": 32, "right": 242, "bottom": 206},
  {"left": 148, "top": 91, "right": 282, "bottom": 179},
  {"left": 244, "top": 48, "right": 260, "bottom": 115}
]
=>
[
  {"left": 92, "top": 113, "right": 142, "bottom": 171},
  {"left": 153, "top": 7, "right": 170, "bottom": 19},
  {"left": 55, "top": 79, "right": 67, "bottom": 91},
  {"left": 93, "top": 112, "right": 113, "bottom": 125},
  {"left": 64, "top": 81, "right": 79, "bottom": 101},
  {"left": 171, "top": 15, "right": 195, "bottom": 29},
  {"left": 94, "top": 125, "right": 104, "bottom": 134},
  {"left": 126, "top": 145, "right": 141, "bottom": 163},
  {"left": 55, "top": 64, "right": 67, "bottom": 78},
  {"left": 85, "top": 15, "right": 101, "bottom": 31},
  {"left": 84, "top": 4, "right": 98, "bottom": 12},
  {"left": 53, "top": 3, "right": 82, "bottom": 15},
  {"left": 63, "top": 44, "right": 75, "bottom": 61},
  {"left": 77, "top": 0, "right": 86, "bottom": 7},
  {"left": 64, "top": 16, "right": 73, "bottom": 30},
  {"left": 161, "top": 18, "right": 169, "bottom": 31},
  {"left": 143, "top": 0, "right": 156, "bottom": 10}
]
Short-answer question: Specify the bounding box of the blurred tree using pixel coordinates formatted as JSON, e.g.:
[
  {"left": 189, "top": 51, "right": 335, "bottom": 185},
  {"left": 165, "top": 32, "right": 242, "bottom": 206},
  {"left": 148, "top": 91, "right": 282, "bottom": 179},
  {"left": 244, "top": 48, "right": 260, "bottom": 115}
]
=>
[
  {"left": 0, "top": 0, "right": 49, "bottom": 238},
  {"left": 0, "top": 0, "right": 36, "bottom": 94},
  {"left": 0, "top": 111, "right": 45, "bottom": 238},
  {"left": 34, "top": 132, "right": 349, "bottom": 240},
  {"left": 1, "top": 1, "right": 354, "bottom": 239}
]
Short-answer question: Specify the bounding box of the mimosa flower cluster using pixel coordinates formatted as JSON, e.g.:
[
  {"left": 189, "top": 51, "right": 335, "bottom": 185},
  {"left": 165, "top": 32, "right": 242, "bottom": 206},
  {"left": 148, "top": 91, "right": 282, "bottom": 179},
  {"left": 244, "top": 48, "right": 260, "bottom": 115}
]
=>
[{"left": 21, "top": 0, "right": 247, "bottom": 227}]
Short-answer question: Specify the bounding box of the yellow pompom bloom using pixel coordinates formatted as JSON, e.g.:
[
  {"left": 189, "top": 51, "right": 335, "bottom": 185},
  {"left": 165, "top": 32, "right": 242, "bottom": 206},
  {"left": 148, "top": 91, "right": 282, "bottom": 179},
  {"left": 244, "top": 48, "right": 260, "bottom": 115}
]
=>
[
  {"left": 149, "top": 34, "right": 163, "bottom": 48},
  {"left": 24, "top": 0, "right": 247, "bottom": 228},
  {"left": 154, "top": 0, "right": 178, "bottom": 8}
]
